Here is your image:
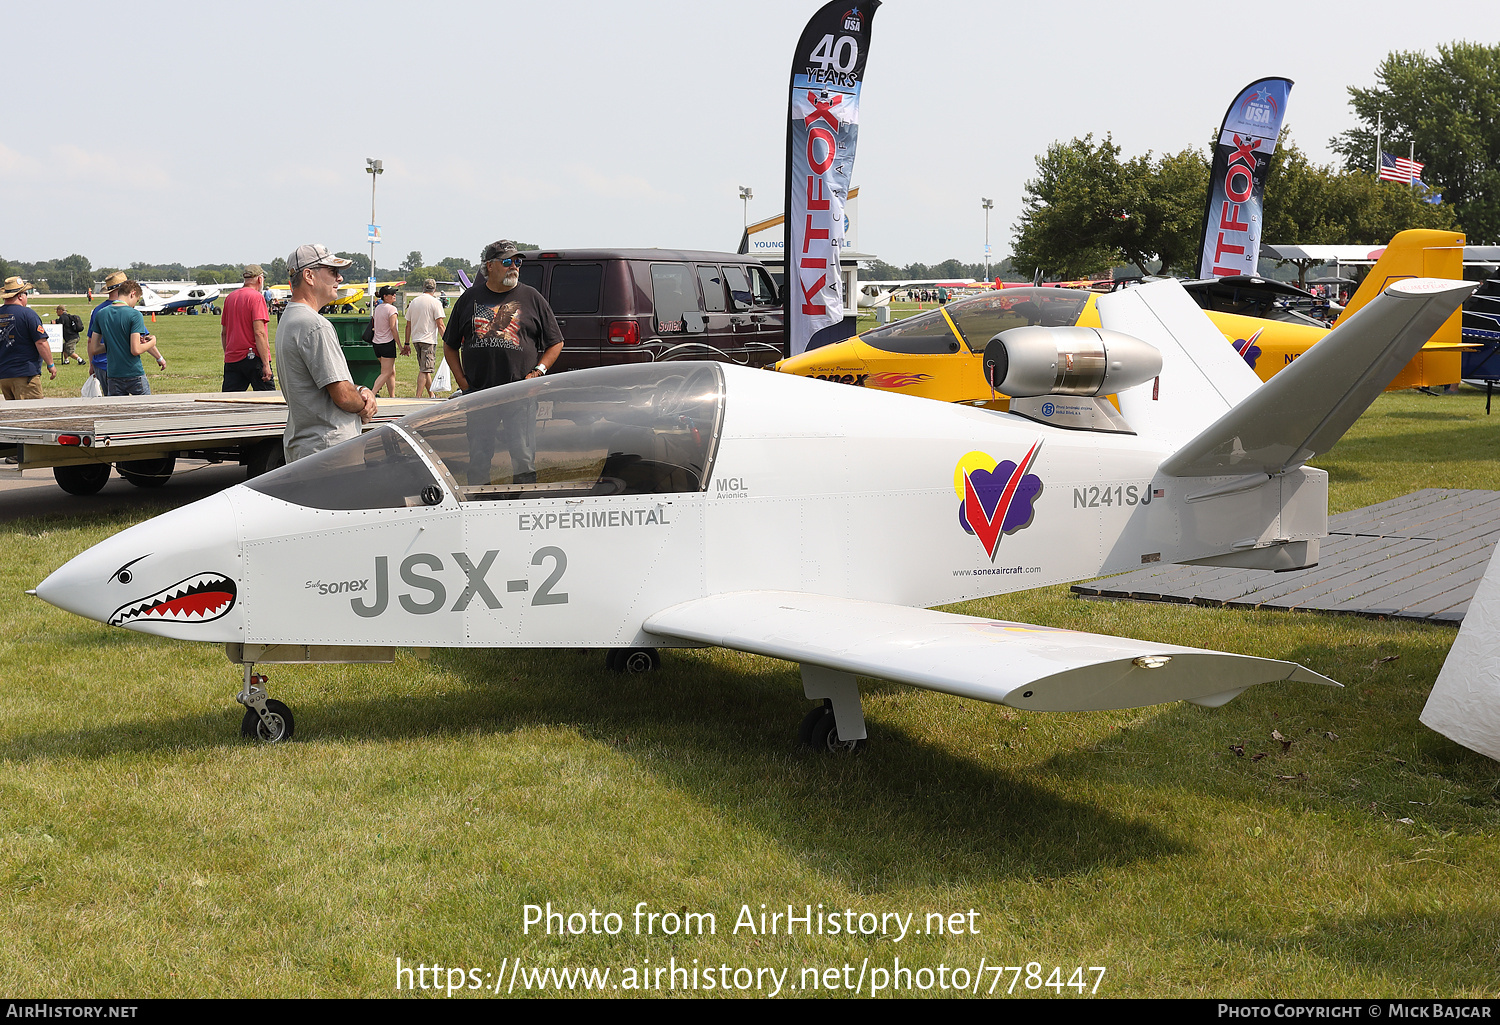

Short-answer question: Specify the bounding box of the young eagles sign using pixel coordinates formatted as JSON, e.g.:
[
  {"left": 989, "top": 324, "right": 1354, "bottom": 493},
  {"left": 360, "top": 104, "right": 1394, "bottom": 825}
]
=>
[{"left": 784, "top": 2, "right": 880, "bottom": 357}]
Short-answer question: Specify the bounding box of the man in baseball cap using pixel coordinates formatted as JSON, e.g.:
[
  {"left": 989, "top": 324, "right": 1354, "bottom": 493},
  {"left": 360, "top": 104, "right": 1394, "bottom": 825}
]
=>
[
  {"left": 277, "top": 244, "right": 374, "bottom": 461},
  {"left": 0, "top": 277, "right": 54, "bottom": 400},
  {"left": 405, "top": 278, "right": 446, "bottom": 397},
  {"left": 221, "top": 264, "right": 274, "bottom": 392},
  {"left": 287, "top": 244, "right": 353, "bottom": 275}
]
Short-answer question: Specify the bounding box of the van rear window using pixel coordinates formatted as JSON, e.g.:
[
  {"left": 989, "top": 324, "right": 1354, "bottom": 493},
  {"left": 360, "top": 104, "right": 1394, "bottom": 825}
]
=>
[
  {"left": 519, "top": 264, "right": 544, "bottom": 291},
  {"left": 550, "top": 264, "right": 603, "bottom": 314}
]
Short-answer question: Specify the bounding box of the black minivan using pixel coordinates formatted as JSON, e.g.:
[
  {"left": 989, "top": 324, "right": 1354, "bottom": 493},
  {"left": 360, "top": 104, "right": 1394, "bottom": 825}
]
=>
[{"left": 516, "top": 249, "right": 784, "bottom": 373}]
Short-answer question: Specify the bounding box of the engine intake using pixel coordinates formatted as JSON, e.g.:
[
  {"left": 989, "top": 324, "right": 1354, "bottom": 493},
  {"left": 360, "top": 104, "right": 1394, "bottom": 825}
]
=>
[{"left": 983, "top": 326, "right": 1162, "bottom": 397}]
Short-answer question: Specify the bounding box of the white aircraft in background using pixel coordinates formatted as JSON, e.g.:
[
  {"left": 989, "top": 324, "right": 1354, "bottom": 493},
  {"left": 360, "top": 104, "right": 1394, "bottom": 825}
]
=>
[
  {"left": 857, "top": 284, "right": 894, "bottom": 308},
  {"left": 138, "top": 283, "right": 237, "bottom": 315},
  {"left": 32, "top": 278, "right": 1474, "bottom": 748}
]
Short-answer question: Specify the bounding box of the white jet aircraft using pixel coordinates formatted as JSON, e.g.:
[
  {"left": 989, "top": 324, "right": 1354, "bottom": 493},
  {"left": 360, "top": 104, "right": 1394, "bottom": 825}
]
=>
[{"left": 32, "top": 278, "right": 1475, "bottom": 748}]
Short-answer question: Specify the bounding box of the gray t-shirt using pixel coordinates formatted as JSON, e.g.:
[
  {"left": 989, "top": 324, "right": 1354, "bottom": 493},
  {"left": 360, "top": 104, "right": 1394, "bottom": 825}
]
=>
[{"left": 278, "top": 302, "right": 360, "bottom": 461}]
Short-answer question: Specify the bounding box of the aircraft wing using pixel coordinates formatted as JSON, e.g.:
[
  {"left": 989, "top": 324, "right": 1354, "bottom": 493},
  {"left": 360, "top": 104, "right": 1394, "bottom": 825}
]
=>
[{"left": 643, "top": 591, "right": 1335, "bottom": 712}]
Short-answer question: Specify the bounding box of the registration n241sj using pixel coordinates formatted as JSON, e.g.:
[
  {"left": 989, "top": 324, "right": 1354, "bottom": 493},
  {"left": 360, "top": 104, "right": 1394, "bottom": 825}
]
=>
[{"left": 34, "top": 279, "right": 1476, "bottom": 747}]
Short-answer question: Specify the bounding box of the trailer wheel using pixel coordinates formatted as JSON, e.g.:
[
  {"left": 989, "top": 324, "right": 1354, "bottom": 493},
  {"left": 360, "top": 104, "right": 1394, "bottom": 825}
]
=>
[
  {"left": 116, "top": 456, "right": 176, "bottom": 488},
  {"left": 53, "top": 463, "right": 111, "bottom": 495},
  {"left": 245, "top": 439, "right": 286, "bottom": 479}
]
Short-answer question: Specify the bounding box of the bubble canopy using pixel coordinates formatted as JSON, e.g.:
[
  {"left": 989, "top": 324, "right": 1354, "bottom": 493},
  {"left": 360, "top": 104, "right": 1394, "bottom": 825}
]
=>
[
  {"left": 859, "top": 288, "right": 1093, "bottom": 355},
  {"left": 245, "top": 363, "right": 727, "bottom": 511}
]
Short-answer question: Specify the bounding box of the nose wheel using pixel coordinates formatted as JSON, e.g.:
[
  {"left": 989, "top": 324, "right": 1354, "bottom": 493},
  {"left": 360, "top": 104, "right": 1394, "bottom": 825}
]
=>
[{"left": 236, "top": 668, "right": 295, "bottom": 743}]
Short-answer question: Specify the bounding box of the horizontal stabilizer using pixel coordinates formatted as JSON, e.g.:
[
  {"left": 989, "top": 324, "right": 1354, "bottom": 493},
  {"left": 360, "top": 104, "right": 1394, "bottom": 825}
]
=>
[
  {"left": 644, "top": 591, "right": 1336, "bottom": 712},
  {"left": 1161, "top": 278, "right": 1477, "bottom": 477}
]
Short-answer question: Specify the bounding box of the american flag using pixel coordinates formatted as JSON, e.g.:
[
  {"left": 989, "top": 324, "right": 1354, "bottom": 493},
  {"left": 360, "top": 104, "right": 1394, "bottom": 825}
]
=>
[{"left": 1379, "top": 151, "right": 1425, "bottom": 185}]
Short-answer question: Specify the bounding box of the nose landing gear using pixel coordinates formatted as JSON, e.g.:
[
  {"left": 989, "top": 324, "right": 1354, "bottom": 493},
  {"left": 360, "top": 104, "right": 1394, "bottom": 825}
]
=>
[{"left": 236, "top": 666, "right": 295, "bottom": 742}]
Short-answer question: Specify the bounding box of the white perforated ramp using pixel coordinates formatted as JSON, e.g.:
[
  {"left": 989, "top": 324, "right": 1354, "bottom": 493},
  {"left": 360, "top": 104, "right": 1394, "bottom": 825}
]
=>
[{"left": 1072, "top": 489, "right": 1500, "bottom": 624}]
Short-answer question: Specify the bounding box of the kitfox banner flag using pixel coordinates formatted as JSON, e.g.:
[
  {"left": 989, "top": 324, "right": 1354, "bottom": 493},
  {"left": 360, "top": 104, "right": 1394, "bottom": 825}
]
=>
[
  {"left": 1197, "top": 77, "right": 1293, "bottom": 280},
  {"left": 784, "top": 1, "right": 880, "bottom": 357}
]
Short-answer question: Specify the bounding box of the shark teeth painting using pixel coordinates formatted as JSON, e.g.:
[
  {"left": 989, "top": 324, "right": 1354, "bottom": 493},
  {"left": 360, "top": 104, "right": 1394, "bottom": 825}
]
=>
[{"left": 109, "top": 573, "right": 238, "bottom": 627}]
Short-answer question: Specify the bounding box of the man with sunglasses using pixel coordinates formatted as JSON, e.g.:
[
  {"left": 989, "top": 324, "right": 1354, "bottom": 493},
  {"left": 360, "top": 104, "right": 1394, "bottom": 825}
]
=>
[
  {"left": 442, "top": 240, "right": 563, "bottom": 486},
  {"left": 442, "top": 240, "right": 562, "bottom": 396},
  {"left": 278, "top": 244, "right": 378, "bottom": 462}
]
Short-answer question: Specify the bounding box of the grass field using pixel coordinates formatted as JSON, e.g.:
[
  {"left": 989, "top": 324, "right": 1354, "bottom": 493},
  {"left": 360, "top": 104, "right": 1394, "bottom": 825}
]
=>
[
  {"left": 2, "top": 310, "right": 1499, "bottom": 998},
  {"left": 33, "top": 300, "right": 438, "bottom": 401}
]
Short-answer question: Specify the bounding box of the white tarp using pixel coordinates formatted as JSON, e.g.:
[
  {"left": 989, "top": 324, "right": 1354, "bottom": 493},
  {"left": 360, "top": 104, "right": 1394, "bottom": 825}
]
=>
[{"left": 1421, "top": 538, "right": 1500, "bottom": 761}]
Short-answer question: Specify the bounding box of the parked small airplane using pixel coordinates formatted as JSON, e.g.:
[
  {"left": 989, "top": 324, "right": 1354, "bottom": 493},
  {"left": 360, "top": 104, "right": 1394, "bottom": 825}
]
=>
[
  {"left": 790, "top": 230, "right": 1467, "bottom": 403},
  {"left": 32, "top": 278, "right": 1474, "bottom": 749},
  {"left": 138, "top": 283, "right": 233, "bottom": 315}
]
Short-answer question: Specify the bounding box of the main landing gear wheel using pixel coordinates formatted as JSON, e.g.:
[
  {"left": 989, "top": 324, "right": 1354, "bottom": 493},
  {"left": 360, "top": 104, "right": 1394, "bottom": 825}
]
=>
[
  {"left": 53, "top": 462, "right": 110, "bottom": 495},
  {"left": 799, "top": 701, "right": 863, "bottom": 754},
  {"left": 116, "top": 456, "right": 176, "bottom": 488},
  {"left": 241, "top": 698, "right": 295, "bottom": 743},
  {"left": 606, "top": 648, "right": 660, "bottom": 673}
]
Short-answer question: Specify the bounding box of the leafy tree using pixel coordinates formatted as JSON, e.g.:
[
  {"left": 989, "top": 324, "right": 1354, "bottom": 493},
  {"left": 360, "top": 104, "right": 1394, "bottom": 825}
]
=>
[
  {"left": 1330, "top": 42, "right": 1500, "bottom": 242},
  {"left": 335, "top": 252, "right": 371, "bottom": 279},
  {"left": 400, "top": 250, "right": 423, "bottom": 275},
  {"left": 1011, "top": 135, "right": 1207, "bottom": 278},
  {"left": 1261, "top": 137, "right": 1456, "bottom": 284},
  {"left": 265, "top": 257, "right": 288, "bottom": 285}
]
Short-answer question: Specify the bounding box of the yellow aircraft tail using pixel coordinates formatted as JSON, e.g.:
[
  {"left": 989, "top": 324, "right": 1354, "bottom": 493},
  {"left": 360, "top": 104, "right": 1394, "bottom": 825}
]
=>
[{"left": 1334, "top": 229, "right": 1466, "bottom": 388}]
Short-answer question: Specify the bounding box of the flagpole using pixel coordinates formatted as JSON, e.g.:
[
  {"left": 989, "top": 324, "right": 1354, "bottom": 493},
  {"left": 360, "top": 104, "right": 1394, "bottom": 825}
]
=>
[{"left": 1375, "top": 111, "right": 1382, "bottom": 174}]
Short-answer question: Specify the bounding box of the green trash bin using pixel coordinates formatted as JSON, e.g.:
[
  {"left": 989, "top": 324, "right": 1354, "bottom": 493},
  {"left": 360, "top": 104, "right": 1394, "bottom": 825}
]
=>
[{"left": 324, "top": 314, "right": 379, "bottom": 390}]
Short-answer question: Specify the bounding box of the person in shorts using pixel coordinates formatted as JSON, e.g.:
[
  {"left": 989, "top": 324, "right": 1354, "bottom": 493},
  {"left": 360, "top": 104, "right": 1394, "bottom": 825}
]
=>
[
  {"left": 370, "top": 285, "right": 400, "bottom": 397},
  {"left": 0, "top": 277, "right": 55, "bottom": 400},
  {"left": 403, "top": 278, "right": 445, "bottom": 396},
  {"left": 54, "top": 305, "right": 85, "bottom": 365}
]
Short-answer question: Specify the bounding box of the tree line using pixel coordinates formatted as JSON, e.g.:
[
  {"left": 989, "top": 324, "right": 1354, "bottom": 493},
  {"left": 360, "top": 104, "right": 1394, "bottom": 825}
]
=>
[
  {"left": 1011, "top": 41, "right": 1497, "bottom": 280},
  {"left": 0, "top": 252, "right": 489, "bottom": 293}
]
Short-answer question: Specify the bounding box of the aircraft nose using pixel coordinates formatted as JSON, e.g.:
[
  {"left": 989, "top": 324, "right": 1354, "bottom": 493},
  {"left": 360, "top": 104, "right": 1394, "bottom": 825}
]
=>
[{"left": 35, "top": 492, "right": 244, "bottom": 641}]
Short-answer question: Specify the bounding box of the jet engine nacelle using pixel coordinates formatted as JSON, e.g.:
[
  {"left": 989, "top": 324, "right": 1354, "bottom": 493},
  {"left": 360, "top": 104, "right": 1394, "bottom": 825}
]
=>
[{"left": 983, "top": 326, "right": 1163, "bottom": 398}]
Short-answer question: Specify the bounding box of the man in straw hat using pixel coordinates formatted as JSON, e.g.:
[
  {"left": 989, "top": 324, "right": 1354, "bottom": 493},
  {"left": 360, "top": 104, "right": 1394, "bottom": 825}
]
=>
[
  {"left": 278, "top": 244, "right": 377, "bottom": 462},
  {"left": 0, "top": 277, "right": 55, "bottom": 400},
  {"left": 88, "top": 278, "right": 166, "bottom": 396},
  {"left": 221, "top": 263, "right": 274, "bottom": 391}
]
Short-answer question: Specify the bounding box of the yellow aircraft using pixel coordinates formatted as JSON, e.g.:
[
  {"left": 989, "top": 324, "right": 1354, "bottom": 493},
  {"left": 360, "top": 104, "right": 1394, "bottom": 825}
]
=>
[
  {"left": 777, "top": 230, "right": 1467, "bottom": 405},
  {"left": 265, "top": 279, "right": 408, "bottom": 312}
]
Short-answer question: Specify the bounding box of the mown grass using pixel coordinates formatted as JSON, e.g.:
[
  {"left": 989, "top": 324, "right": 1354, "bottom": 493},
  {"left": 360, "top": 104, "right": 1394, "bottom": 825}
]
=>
[
  {"left": 2, "top": 380, "right": 1499, "bottom": 997},
  {"left": 35, "top": 301, "right": 436, "bottom": 401}
]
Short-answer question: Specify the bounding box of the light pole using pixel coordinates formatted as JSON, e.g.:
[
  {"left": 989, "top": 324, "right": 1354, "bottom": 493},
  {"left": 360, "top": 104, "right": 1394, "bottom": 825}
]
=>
[
  {"left": 981, "top": 197, "right": 994, "bottom": 283},
  {"left": 739, "top": 186, "right": 753, "bottom": 231},
  {"left": 366, "top": 158, "right": 383, "bottom": 308}
]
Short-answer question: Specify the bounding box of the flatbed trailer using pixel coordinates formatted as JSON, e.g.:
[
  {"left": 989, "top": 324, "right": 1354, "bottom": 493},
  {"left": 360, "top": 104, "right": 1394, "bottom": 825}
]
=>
[{"left": 0, "top": 393, "right": 439, "bottom": 495}]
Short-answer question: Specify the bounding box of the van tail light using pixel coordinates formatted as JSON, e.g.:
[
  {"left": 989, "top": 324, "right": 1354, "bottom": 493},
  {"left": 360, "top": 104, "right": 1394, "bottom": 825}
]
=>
[{"left": 607, "top": 320, "right": 641, "bottom": 345}]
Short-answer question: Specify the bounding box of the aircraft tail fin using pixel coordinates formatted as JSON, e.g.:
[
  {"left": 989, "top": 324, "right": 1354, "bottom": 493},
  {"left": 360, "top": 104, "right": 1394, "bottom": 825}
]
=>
[
  {"left": 1100, "top": 279, "right": 1263, "bottom": 452},
  {"left": 1336, "top": 229, "right": 1465, "bottom": 326},
  {"left": 1160, "top": 278, "right": 1476, "bottom": 478}
]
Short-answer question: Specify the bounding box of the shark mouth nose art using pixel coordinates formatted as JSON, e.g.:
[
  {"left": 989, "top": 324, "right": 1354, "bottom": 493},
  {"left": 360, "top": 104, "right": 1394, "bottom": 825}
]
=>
[{"left": 109, "top": 573, "right": 238, "bottom": 627}]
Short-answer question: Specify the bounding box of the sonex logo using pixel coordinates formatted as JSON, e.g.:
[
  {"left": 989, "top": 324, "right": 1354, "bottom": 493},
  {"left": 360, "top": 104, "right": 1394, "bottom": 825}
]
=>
[
  {"left": 1232, "top": 328, "right": 1264, "bottom": 369},
  {"left": 955, "top": 441, "right": 1043, "bottom": 560}
]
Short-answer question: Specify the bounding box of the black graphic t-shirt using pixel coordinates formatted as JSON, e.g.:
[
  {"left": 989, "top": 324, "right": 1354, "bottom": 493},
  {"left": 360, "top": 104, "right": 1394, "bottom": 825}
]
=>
[{"left": 443, "top": 282, "right": 563, "bottom": 392}]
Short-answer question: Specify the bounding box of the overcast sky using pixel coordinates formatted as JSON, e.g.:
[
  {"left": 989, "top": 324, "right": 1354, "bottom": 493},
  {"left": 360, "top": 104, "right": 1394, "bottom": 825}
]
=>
[{"left": 8, "top": 0, "right": 1498, "bottom": 271}]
